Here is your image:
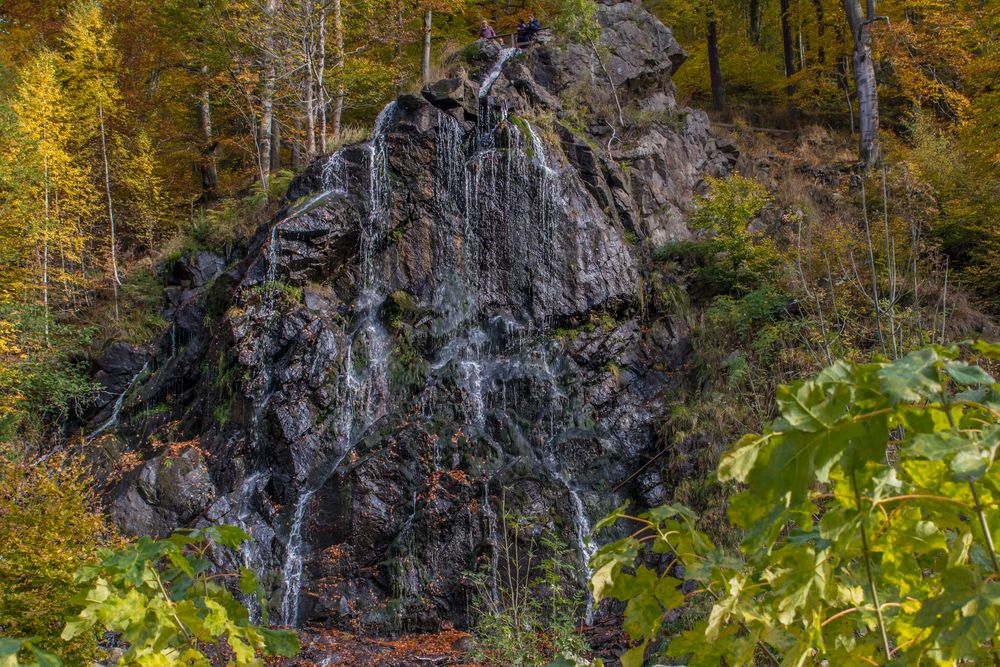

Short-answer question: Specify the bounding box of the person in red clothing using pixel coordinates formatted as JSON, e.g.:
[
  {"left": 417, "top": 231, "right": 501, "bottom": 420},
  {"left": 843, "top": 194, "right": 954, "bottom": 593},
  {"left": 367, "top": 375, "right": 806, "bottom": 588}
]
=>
[{"left": 478, "top": 20, "right": 498, "bottom": 40}]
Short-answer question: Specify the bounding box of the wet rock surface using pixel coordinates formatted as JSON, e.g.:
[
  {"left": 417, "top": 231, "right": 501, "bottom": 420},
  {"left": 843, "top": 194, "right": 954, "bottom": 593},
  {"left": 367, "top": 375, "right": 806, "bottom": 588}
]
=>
[{"left": 94, "top": 1, "right": 734, "bottom": 635}]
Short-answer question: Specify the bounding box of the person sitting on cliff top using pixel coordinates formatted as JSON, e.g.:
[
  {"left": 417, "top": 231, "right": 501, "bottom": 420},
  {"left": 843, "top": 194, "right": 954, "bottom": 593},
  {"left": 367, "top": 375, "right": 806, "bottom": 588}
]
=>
[
  {"left": 527, "top": 14, "right": 542, "bottom": 34},
  {"left": 478, "top": 20, "right": 498, "bottom": 41}
]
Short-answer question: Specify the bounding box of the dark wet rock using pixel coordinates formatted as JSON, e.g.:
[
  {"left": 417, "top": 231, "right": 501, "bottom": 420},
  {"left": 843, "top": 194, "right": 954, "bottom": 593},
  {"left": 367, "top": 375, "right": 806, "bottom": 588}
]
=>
[
  {"left": 87, "top": 342, "right": 149, "bottom": 423},
  {"left": 171, "top": 250, "right": 226, "bottom": 288},
  {"left": 110, "top": 447, "right": 215, "bottom": 538},
  {"left": 99, "top": 0, "right": 733, "bottom": 637},
  {"left": 422, "top": 76, "right": 480, "bottom": 120}
]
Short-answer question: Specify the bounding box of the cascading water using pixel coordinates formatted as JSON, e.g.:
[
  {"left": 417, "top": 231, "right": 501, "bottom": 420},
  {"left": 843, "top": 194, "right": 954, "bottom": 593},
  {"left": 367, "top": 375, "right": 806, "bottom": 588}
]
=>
[
  {"left": 84, "top": 361, "right": 149, "bottom": 443},
  {"left": 477, "top": 48, "right": 518, "bottom": 150},
  {"left": 276, "top": 49, "right": 597, "bottom": 628},
  {"left": 541, "top": 432, "right": 597, "bottom": 622},
  {"left": 278, "top": 101, "right": 398, "bottom": 627}
]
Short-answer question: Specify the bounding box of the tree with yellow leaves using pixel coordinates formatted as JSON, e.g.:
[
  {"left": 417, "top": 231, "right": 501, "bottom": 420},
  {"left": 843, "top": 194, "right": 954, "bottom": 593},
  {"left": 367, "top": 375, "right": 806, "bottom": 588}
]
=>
[
  {"left": 8, "top": 50, "right": 95, "bottom": 338},
  {"left": 61, "top": 0, "right": 126, "bottom": 319}
]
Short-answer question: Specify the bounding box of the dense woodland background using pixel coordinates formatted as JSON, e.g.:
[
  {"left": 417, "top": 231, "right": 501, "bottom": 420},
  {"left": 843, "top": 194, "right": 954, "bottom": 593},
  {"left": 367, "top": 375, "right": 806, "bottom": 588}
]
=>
[
  {"left": 1, "top": 0, "right": 999, "bottom": 664},
  {"left": 0, "top": 0, "right": 998, "bottom": 446}
]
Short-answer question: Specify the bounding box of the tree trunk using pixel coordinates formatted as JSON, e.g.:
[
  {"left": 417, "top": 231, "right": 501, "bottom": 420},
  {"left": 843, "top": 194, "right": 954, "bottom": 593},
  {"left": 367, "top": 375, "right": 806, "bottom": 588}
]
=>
[
  {"left": 749, "top": 0, "right": 763, "bottom": 43},
  {"left": 98, "top": 104, "right": 120, "bottom": 320},
  {"left": 270, "top": 114, "right": 281, "bottom": 171},
  {"left": 317, "top": 0, "right": 327, "bottom": 153},
  {"left": 197, "top": 66, "right": 219, "bottom": 201},
  {"left": 292, "top": 115, "right": 303, "bottom": 170},
  {"left": 842, "top": 0, "right": 880, "bottom": 167},
  {"left": 707, "top": 18, "right": 726, "bottom": 112},
  {"left": 332, "top": 0, "right": 344, "bottom": 140},
  {"left": 814, "top": 0, "right": 826, "bottom": 64},
  {"left": 259, "top": 0, "right": 278, "bottom": 187},
  {"left": 780, "top": 0, "right": 796, "bottom": 77},
  {"left": 42, "top": 152, "right": 51, "bottom": 340},
  {"left": 302, "top": 1, "right": 316, "bottom": 160},
  {"left": 422, "top": 10, "right": 433, "bottom": 83}
]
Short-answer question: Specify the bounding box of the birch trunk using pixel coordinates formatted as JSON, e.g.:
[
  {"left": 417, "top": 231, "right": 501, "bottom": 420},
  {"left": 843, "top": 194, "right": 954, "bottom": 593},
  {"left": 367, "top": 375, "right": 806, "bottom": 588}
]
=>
[
  {"left": 302, "top": 0, "right": 316, "bottom": 160},
  {"left": 197, "top": 65, "right": 220, "bottom": 200},
  {"left": 332, "top": 0, "right": 345, "bottom": 140},
  {"left": 98, "top": 104, "right": 120, "bottom": 320},
  {"left": 317, "top": 0, "right": 327, "bottom": 153},
  {"left": 422, "top": 10, "right": 433, "bottom": 83},
  {"left": 842, "top": 0, "right": 880, "bottom": 167},
  {"left": 259, "top": 0, "right": 278, "bottom": 187},
  {"left": 42, "top": 151, "right": 50, "bottom": 340}
]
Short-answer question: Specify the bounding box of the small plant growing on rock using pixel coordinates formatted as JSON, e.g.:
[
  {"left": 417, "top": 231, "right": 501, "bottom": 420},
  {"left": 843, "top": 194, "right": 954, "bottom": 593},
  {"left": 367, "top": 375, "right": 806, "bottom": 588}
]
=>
[{"left": 469, "top": 504, "right": 589, "bottom": 666}]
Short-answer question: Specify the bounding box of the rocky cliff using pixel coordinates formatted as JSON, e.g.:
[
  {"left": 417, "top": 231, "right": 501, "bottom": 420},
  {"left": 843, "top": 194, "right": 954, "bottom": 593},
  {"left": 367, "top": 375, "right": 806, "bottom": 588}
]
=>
[{"left": 87, "top": 1, "right": 734, "bottom": 633}]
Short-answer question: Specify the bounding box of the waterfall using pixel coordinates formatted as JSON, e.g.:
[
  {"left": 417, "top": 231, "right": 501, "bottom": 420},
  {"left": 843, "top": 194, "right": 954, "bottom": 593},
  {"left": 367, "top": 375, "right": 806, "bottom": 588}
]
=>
[
  {"left": 278, "top": 101, "right": 399, "bottom": 627},
  {"left": 477, "top": 48, "right": 518, "bottom": 150},
  {"left": 273, "top": 53, "right": 598, "bottom": 628},
  {"left": 278, "top": 484, "right": 318, "bottom": 627},
  {"left": 480, "top": 48, "right": 518, "bottom": 101},
  {"left": 84, "top": 361, "right": 149, "bottom": 443},
  {"left": 543, "top": 451, "right": 597, "bottom": 624},
  {"left": 236, "top": 469, "right": 271, "bottom": 623}
]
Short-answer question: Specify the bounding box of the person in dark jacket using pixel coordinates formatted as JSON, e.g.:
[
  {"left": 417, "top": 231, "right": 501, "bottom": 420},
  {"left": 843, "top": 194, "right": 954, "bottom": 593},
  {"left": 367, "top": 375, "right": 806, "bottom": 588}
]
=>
[
  {"left": 527, "top": 14, "right": 542, "bottom": 35},
  {"left": 516, "top": 19, "right": 530, "bottom": 46},
  {"left": 478, "top": 20, "right": 498, "bottom": 40}
]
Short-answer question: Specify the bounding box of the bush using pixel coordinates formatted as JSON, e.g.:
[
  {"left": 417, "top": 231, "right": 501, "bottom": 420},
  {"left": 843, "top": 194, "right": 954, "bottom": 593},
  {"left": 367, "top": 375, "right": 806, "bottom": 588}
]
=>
[
  {"left": 470, "top": 509, "right": 589, "bottom": 666},
  {"left": 61, "top": 526, "right": 299, "bottom": 666},
  {"left": 0, "top": 454, "right": 119, "bottom": 664},
  {"left": 590, "top": 341, "right": 1000, "bottom": 666},
  {"left": 0, "top": 304, "right": 98, "bottom": 443}
]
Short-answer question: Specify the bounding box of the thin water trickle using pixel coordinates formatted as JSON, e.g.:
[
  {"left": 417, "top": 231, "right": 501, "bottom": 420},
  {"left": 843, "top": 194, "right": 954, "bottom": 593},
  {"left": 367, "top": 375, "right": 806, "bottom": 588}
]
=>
[{"left": 84, "top": 361, "right": 149, "bottom": 443}]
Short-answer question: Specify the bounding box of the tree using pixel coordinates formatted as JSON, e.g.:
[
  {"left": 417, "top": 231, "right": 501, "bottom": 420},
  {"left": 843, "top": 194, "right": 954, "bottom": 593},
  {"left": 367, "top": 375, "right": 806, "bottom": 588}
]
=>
[
  {"left": 8, "top": 50, "right": 94, "bottom": 337},
  {"left": 590, "top": 342, "right": 1000, "bottom": 666},
  {"left": 115, "top": 130, "right": 165, "bottom": 251},
  {"left": 61, "top": 0, "right": 126, "bottom": 318}
]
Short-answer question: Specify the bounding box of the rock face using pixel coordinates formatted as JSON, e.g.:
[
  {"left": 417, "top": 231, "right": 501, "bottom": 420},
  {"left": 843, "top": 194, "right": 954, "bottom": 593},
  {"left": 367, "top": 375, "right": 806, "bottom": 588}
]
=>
[{"left": 95, "top": 2, "right": 733, "bottom": 633}]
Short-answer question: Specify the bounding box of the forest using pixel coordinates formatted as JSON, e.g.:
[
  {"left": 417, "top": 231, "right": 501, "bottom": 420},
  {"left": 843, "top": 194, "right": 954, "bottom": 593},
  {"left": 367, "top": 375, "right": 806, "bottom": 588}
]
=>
[{"left": 0, "top": 0, "right": 998, "bottom": 665}]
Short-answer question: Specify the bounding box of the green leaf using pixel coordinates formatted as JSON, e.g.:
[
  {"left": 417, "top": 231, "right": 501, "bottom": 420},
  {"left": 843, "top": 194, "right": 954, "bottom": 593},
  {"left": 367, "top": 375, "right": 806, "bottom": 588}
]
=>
[
  {"left": 0, "top": 639, "right": 28, "bottom": 667},
  {"left": 877, "top": 348, "right": 943, "bottom": 405},
  {"left": 623, "top": 593, "right": 662, "bottom": 641},
  {"left": 907, "top": 431, "right": 975, "bottom": 460},
  {"left": 209, "top": 525, "right": 249, "bottom": 549},
  {"left": 945, "top": 362, "right": 995, "bottom": 386},
  {"left": 618, "top": 642, "right": 647, "bottom": 667},
  {"left": 26, "top": 646, "right": 61, "bottom": 667},
  {"left": 973, "top": 340, "right": 1000, "bottom": 361},
  {"left": 259, "top": 628, "right": 300, "bottom": 657},
  {"left": 239, "top": 568, "right": 257, "bottom": 595},
  {"left": 717, "top": 433, "right": 767, "bottom": 483}
]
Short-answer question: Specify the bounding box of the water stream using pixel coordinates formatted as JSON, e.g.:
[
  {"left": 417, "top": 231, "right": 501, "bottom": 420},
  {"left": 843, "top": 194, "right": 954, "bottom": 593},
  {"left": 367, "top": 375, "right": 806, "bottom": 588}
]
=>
[{"left": 84, "top": 361, "right": 149, "bottom": 443}]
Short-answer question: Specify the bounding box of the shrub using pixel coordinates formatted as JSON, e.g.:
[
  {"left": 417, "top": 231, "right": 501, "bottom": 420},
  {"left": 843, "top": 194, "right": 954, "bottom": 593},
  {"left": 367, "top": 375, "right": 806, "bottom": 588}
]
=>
[
  {"left": 0, "top": 454, "right": 119, "bottom": 664},
  {"left": 470, "top": 509, "right": 589, "bottom": 666},
  {"left": 659, "top": 174, "right": 779, "bottom": 301},
  {"left": 61, "top": 526, "right": 299, "bottom": 666},
  {"left": 589, "top": 341, "right": 1000, "bottom": 666}
]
